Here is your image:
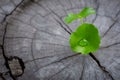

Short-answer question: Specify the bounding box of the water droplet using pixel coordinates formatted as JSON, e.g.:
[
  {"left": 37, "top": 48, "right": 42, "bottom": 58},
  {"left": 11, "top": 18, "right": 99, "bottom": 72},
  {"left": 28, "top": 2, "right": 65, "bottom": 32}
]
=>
[{"left": 78, "top": 39, "right": 88, "bottom": 47}]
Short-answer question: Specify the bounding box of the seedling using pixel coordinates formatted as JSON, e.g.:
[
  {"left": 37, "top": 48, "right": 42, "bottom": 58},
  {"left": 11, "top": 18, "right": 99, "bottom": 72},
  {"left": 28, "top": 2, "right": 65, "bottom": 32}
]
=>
[{"left": 64, "top": 7, "right": 101, "bottom": 54}]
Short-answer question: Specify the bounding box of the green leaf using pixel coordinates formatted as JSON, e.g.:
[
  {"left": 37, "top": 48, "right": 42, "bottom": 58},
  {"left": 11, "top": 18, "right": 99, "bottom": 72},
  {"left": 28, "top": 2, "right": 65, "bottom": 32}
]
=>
[
  {"left": 78, "top": 7, "right": 96, "bottom": 18},
  {"left": 70, "top": 23, "right": 100, "bottom": 54},
  {"left": 64, "top": 13, "right": 78, "bottom": 24}
]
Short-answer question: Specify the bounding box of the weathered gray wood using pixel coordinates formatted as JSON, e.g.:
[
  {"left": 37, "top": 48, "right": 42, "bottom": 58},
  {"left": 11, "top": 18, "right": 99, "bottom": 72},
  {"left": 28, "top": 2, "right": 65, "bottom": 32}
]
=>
[
  {"left": 0, "top": 0, "right": 25, "bottom": 80},
  {"left": 0, "top": 0, "right": 120, "bottom": 80}
]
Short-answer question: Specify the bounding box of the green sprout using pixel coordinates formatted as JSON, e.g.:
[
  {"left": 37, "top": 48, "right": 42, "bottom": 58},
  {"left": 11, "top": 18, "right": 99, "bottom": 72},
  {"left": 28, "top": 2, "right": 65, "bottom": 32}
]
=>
[{"left": 64, "top": 7, "right": 101, "bottom": 55}]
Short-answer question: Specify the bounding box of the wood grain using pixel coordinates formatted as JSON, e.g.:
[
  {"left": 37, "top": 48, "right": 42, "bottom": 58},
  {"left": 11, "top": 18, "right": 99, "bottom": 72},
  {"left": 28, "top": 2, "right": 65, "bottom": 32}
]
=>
[{"left": 0, "top": 0, "right": 120, "bottom": 80}]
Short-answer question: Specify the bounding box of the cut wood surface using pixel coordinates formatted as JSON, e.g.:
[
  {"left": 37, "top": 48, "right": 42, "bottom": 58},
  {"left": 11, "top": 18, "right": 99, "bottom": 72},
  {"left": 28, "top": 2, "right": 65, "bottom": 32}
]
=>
[{"left": 0, "top": 0, "right": 120, "bottom": 80}]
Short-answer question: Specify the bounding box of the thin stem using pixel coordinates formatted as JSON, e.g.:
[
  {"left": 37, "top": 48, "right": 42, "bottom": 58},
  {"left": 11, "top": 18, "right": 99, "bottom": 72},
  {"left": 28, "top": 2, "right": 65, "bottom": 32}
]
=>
[{"left": 80, "top": 18, "right": 84, "bottom": 24}]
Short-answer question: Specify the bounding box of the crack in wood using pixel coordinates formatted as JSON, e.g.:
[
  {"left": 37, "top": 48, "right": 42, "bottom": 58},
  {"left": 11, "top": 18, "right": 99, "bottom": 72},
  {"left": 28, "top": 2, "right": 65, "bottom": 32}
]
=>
[
  {"left": 6, "top": 56, "right": 25, "bottom": 78},
  {"left": 0, "top": 72, "right": 6, "bottom": 80},
  {"left": 1, "top": 0, "right": 25, "bottom": 23},
  {"left": 54, "top": 18, "right": 71, "bottom": 35},
  {"left": 1, "top": 23, "right": 17, "bottom": 80},
  {"left": 89, "top": 53, "right": 115, "bottom": 80},
  {"left": 46, "top": 6, "right": 73, "bottom": 33},
  {"left": 0, "top": 23, "right": 21, "bottom": 80},
  {"left": 0, "top": 0, "right": 120, "bottom": 79},
  {"left": 0, "top": 0, "right": 26, "bottom": 79}
]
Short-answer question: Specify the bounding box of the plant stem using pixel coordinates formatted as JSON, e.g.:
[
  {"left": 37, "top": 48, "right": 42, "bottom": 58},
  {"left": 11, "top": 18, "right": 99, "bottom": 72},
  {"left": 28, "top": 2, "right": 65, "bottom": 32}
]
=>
[{"left": 80, "top": 18, "right": 84, "bottom": 24}]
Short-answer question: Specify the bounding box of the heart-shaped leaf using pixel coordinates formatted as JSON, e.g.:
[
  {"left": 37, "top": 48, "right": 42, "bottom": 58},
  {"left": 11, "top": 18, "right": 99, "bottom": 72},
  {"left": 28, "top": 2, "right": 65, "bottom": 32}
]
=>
[{"left": 70, "top": 23, "right": 100, "bottom": 54}]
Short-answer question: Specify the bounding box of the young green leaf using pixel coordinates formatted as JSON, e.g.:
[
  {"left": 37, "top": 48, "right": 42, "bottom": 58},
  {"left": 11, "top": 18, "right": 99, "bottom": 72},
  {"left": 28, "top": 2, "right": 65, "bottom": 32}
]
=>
[
  {"left": 64, "top": 13, "right": 78, "bottom": 24},
  {"left": 64, "top": 7, "right": 100, "bottom": 55},
  {"left": 70, "top": 23, "right": 100, "bottom": 54},
  {"left": 78, "top": 7, "right": 96, "bottom": 18}
]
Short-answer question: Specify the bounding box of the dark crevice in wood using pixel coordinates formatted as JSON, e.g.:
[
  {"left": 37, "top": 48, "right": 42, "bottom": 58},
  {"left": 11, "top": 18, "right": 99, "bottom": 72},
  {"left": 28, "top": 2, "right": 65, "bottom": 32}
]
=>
[
  {"left": 0, "top": 72, "right": 6, "bottom": 80},
  {"left": 1, "top": 23, "right": 16, "bottom": 80},
  {"left": 46, "top": 6, "right": 73, "bottom": 34},
  {"left": 0, "top": 45, "right": 2, "bottom": 48},
  {"left": 0, "top": 0, "right": 26, "bottom": 79},
  {"left": 0, "top": 71, "right": 10, "bottom": 80},
  {"left": 6, "top": 56, "right": 25, "bottom": 78},
  {"left": 1, "top": 0, "right": 25, "bottom": 23},
  {"left": 89, "top": 53, "right": 115, "bottom": 80},
  {"left": 32, "top": 1, "right": 84, "bottom": 19},
  {"left": 61, "top": 19, "right": 73, "bottom": 33},
  {"left": 0, "top": 0, "right": 119, "bottom": 79},
  {"left": 54, "top": 18, "right": 71, "bottom": 35},
  {"left": 1, "top": 23, "right": 25, "bottom": 80}
]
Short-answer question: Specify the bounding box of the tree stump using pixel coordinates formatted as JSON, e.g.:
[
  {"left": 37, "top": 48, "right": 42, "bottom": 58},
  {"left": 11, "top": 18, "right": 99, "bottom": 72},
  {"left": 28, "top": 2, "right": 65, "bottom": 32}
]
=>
[{"left": 0, "top": 0, "right": 120, "bottom": 80}]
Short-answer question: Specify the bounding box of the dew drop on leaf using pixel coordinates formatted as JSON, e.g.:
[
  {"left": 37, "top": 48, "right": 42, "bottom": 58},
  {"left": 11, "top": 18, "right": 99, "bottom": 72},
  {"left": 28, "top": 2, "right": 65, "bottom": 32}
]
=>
[{"left": 78, "top": 39, "right": 88, "bottom": 47}]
